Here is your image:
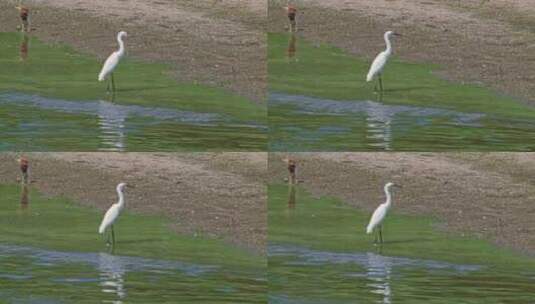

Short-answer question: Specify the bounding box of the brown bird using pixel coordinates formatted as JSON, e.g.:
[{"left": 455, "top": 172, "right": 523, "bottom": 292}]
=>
[
  {"left": 285, "top": 158, "right": 297, "bottom": 185},
  {"left": 285, "top": 2, "right": 297, "bottom": 32},
  {"left": 286, "top": 3, "right": 297, "bottom": 17},
  {"left": 15, "top": 5, "right": 30, "bottom": 32},
  {"left": 18, "top": 156, "right": 29, "bottom": 174},
  {"left": 18, "top": 156, "right": 29, "bottom": 185}
]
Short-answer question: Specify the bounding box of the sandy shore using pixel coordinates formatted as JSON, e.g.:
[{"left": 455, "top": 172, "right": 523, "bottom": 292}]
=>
[
  {"left": 269, "top": 0, "right": 535, "bottom": 104},
  {"left": 0, "top": 152, "right": 267, "bottom": 254},
  {"left": 269, "top": 153, "right": 535, "bottom": 256},
  {"left": 0, "top": 0, "right": 266, "bottom": 103}
]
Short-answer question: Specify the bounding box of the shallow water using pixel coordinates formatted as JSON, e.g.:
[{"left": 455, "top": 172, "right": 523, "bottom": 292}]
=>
[
  {"left": 268, "top": 244, "right": 535, "bottom": 304},
  {"left": 0, "top": 92, "right": 265, "bottom": 151},
  {"left": 269, "top": 93, "right": 535, "bottom": 151},
  {"left": 0, "top": 244, "right": 264, "bottom": 303}
]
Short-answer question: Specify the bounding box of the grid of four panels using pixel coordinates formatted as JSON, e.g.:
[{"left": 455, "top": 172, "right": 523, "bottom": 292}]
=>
[{"left": 1, "top": 0, "right": 534, "bottom": 303}]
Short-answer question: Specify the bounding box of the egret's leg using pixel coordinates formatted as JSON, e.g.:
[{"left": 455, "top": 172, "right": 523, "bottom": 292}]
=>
[
  {"left": 111, "top": 225, "right": 116, "bottom": 247},
  {"left": 378, "top": 75, "right": 384, "bottom": 92},
  {"left": 379, "top": 226, "right": 383, "bottom": 244},
  {"left": 373, "top": 230, "right": 378, "bottom": 244},
  {"left": 111, "top": 74, "right": 116, "bottom": 92},
  {"left": 106, "top": 79, "right": 111, "bottom": 93},
  {"left": 105, "top": 229, "right": 111, "bottom": 246}
]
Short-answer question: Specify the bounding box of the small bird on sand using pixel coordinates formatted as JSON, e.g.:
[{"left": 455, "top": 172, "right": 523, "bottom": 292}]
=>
[
  {"left": 15, "top": 4, "right": 30, "bottom": 32},
  {"left": 17, "top": 156, "right": 29, "bottom": 184},
  {"left": 285, "top": 2, "right": 297, "bottom": 32}
]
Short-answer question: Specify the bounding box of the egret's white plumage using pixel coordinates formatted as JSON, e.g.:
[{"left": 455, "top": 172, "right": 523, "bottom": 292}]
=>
[
  {"left": 366, "top": 31, "right": 400, "bottom": 91},
  {"left": 99, "top": 183, "right": 127, "bottom": 245},
  {"left": 98, "top": 31, "right": 127, "bottom": 91},
  {"left": 366, "top": 182, "right": 400, "bottom": 243}
]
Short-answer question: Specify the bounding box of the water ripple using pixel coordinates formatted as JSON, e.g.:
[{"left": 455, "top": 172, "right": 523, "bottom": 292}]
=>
[
  {"left": 268, "top": 244, "right": 482, "bottom": 273},
  {"left": 0, "top": 244, "right": 217, "bottom": 277},
  {"left": 269, "top": 92, "right": 485, "bottom": 126},
  {"left": 0, "top": 92, "right": 223, "bottom": 124}
]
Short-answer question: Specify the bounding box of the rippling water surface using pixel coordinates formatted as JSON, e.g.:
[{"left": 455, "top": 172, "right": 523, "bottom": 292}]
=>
[
  {"left": 0, "top": 92, "right": 266, "bottom": 151},
  {"left": 269, "top": 93, "right": 535, "bottom": 151},
  {"left": 0, "top": 244, "right": 265, "bottom": 303}
]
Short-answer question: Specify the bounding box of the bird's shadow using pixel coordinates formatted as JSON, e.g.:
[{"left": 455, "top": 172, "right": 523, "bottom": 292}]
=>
[
  {"left": 117, "top": 238, "right": 162, "bottom": 245},
  {"left": 380, "top": 85, "right": 435, "bottom": 93},
  {"left": 377, "top": 83, "right": 456, "bottom": 95},
  {"left": 103, "top": 238, "right": 162, "bottom": 255},
  {"left": 114, "top": 85, "right": 178, "bottom": 93},
  {"left": 375, "top": 238, "right": 435, "bottom": 245},
  {"left": 371, "top": 238, "right": 435, "bottom": 255},
  {"left": 101, "top": 85, "right": 178, "bottom": 102}
]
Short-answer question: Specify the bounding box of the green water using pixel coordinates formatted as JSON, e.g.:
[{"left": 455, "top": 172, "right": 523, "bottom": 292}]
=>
[
  {"left": 268, "top": 33, "right": 535, "bottom": 151},
  {"left": 268, "top": 184, "right": 535, "bottom": 303},
  {"left": 0, "top": 32, "right": 266, "bottom": 151},
  {"left": 0, "top": 184, "right": 266, "bottom": 303}
]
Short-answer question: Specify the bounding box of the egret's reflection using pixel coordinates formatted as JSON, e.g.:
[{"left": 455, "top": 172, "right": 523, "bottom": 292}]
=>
[
  {"left": 366, "top": 115, "right": 392, "bottom": 151},
  {"left": 97, "top": 100, "right": 126, "bottom": 151},
  {"left": 98, "top": 252, "right": 126, "bottom": 303},
  {"left": 366, "top": 94, "right": 392, "bottom": 151},
  {"left": 365, "top": 252, "right": 392, "bottom": 304}
]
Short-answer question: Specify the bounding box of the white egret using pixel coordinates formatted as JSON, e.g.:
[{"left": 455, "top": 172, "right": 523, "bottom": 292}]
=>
[
  {"left": 366, "top": 182, "right": 402, "bottom": 244},
  {"left": 98, "top": 31, "right": 128, "bottom": 93},
  {"left": 366, "top": 31, "right": 401, "bottom": 92},
  {"left": 99, "top": 182, "right": 128, "bottom": 246}
]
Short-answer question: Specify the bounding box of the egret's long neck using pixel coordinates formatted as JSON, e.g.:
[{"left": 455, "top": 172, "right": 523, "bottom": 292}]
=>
[
  {"left": 117, "top": 35, "right": 125, "bottom": 55},
  {"left": 384, "top": 186, "right": 392, "bottom": 206},
  {"left": 384, "top": 34, "right": 392, "bottom": 55},
  {"left": 117, "top": 187, "right": 125, "bottom": 206}
]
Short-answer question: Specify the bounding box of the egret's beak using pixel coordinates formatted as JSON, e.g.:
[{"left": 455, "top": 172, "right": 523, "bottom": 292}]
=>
[
  {"left": 394, "top": 184, "right": 403, "bottom": 188},
  {"left": 393, "top": 32, "right": 402, "bottom": 37},
  {"left": 127, "top": 184, "right": 135, "bottom": 189}
]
